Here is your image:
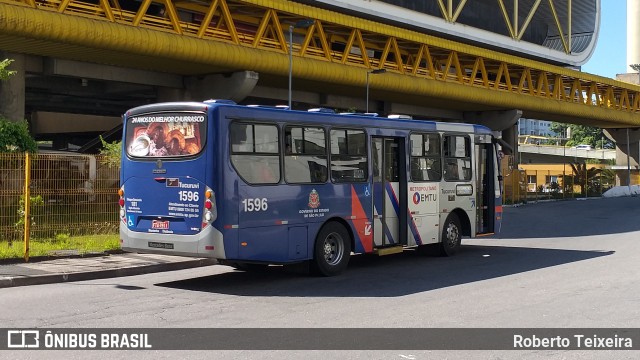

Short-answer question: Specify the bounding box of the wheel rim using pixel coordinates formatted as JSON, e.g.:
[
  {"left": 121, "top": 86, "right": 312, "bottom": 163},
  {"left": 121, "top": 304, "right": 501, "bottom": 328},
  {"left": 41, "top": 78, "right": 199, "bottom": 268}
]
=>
[
  {"left": 445, "top": 221, "right": 460, "bottom": 248},
  {"left": 322, "top": 231, "right": 344, "bottom": 266}
]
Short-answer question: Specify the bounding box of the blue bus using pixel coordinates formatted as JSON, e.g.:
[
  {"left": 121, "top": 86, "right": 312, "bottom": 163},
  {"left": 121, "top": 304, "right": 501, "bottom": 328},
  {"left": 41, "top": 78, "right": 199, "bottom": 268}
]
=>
[{"left": 119, "top": 100, "right": 502, "bottom": 276}]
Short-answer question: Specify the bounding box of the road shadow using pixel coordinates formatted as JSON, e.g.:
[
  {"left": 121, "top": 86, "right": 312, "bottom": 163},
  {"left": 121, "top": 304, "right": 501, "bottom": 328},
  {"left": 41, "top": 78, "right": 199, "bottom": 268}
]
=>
[
  {"left": 495, "top": 196, "right": 640, "bottom": 239},
  {"left": 157, "top": 245, "right": 612, "bottom": 297}
]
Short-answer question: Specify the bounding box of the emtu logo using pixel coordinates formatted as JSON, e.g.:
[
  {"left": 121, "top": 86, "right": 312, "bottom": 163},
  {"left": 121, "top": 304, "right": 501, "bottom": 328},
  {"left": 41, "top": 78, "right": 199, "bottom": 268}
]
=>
[
  {"left": 412, "top": 192, "right": 421, "bottom": 205},
  {"left": 7, "top": 330, "right": 40, "bottom": 348}
]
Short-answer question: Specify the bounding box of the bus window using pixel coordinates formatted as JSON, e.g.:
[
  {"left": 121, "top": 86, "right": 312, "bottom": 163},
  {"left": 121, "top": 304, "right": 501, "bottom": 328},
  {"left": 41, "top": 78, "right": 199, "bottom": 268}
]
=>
[
  {"left": 284, "top": 126, "right": 328, "bottom": 183},
  {"left": 230, "top": 122, "right": 280, "bottom": 184},
  {"left": 410, "top": 133, "right": 441, "bottom": 181},
  {"left": 330, "top": 129, "right": 367, "bottom": 182},
  {"left": 125, "top": 112, "right": 206, "bottom": 158},
  {"left": 443, "top": 135, "right": 472, "bottom": 181}
]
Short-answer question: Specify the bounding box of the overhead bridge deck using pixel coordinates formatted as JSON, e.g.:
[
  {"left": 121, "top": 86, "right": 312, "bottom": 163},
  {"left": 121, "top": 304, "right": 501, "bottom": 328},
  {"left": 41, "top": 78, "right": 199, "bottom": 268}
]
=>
[{"left": 1, "top": 0, "right": 639, "bottom": 128}]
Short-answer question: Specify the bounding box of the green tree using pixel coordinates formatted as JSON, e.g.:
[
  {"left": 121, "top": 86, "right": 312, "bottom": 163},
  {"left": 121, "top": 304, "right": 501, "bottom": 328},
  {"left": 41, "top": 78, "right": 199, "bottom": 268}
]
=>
[
  {"left": 569, "top": 163, "right": 602, "bottom": 196},
  {"left": 0, "top": 58, "right": 16, "bottom": 80},
  {"left": 597, "top": 169, "right": 616, "bottom": 191},
  {"left": 1, "top": 58, "right": 37, "bottom": 152},
  {"left": 99, "top": 135, "right": 121, "bottom": 168},
  {"left": 0, "top": 117, "right": 37, "bottom": 153},
  {"left": 550, "top": 123, "right": 614, "bottom": 149}
]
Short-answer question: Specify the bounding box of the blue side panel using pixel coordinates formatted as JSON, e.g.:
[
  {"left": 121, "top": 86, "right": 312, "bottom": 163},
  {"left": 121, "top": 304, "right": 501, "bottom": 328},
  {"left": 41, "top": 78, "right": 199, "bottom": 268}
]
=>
[
  {"left": 230, "top": 183, "right": 355, "bottom": 262},
  {"left": 288, "top": 226, "right": 308, "bottom": 260},
  {"left": 238, "top": 226, "right": 288, "bottom": 261}
]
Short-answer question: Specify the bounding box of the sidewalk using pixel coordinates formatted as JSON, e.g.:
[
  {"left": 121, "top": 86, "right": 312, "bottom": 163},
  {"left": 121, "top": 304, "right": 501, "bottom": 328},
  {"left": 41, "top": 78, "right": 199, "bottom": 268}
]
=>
[{"left": 0, "top": 252, "right": 217, "bottom": 288}]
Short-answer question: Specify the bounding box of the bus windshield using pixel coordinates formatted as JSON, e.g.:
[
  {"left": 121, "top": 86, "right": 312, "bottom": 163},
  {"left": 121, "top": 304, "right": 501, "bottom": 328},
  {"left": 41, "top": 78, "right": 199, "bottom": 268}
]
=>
[{"left": 125, "top": 112, "right": 206, "bottom": 158}]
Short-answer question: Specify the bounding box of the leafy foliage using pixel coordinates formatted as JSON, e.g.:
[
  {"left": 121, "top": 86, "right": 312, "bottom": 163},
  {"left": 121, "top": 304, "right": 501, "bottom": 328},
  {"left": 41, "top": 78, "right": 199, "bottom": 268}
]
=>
[
  {"left": 14, "top": 195, "right": 45, "bottom": 242},
  {"left": 99, "top": 135, "right": 121, "bottom": 168},
  {"left": 550, "top": 123, "right": 614, "bottom": 148},
  {"left": 569, "top": 163, "right": 607, "bottom": 195},
  {"left": 0, "top": 58, "right": 16, "bottom": 80},
  {"left": 0, "top": 117, "right": 37, "bottom": 152},
  {"left": 1, "top": 58, "right": 37, "bottom": 153}
]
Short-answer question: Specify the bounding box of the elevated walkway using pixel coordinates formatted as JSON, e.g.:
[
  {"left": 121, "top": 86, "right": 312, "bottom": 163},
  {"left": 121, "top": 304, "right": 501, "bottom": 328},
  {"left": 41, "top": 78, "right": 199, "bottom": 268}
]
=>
[
  {"left": 0, "top": 0, "right": 639, "bottom": 127},
  {"left": 519, "top": 144, "right": 616, "bottom": 162}
]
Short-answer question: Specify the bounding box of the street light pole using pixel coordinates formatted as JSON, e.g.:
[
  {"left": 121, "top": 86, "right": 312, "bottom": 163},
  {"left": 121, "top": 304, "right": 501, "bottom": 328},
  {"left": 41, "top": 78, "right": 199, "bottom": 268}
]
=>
[
  {"left": 288, "top": 25, "right": 293, "bottom": 110},
  {"left": 366, "top": 69, "right": 386, "bottom": 113},
  {"left": 288, "top": 20, "right": 314, "bottom": 110},
  {"left": 627, "top": 128, "right": 632, "bottom": 194},
  {"left": 563, "top": 134, "right": 566, "bottom": 199}
]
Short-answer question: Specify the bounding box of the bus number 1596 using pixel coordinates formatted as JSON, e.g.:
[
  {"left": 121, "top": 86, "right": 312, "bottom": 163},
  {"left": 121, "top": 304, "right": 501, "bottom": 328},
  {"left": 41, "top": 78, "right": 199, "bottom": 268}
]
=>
[
  {"left": 178, "top": 191, "right": 199, "bottom": 202},
  {"left": 242, "top": 198, "right": 268, "bottom": 212}
]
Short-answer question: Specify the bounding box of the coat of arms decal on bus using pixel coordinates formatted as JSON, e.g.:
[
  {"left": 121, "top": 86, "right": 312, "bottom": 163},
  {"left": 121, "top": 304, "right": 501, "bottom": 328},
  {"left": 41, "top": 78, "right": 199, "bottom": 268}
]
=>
[{"left": 308, "top": 189, "right": 320, "bottom": 209}]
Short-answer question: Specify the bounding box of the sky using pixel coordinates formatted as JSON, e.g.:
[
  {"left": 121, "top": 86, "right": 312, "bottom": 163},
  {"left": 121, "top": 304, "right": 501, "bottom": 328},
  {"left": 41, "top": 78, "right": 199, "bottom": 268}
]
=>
[{"left": 581, "top": 0, "right": 627, "bottom": 78}]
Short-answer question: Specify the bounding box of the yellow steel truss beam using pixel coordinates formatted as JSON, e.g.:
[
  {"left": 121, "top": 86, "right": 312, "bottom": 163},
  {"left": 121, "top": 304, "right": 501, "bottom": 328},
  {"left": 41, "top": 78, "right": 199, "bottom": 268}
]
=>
[
  {"left": 547, "top": 0, "right": 570, "bottom": 54},
  {"left": 0, "top": 0, "right": 639, "bottom": 127}
]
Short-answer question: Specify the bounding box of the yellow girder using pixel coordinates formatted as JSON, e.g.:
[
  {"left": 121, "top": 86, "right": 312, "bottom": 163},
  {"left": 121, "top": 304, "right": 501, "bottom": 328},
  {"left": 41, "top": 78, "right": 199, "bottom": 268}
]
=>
[{"left": 0, "top": 0, "right": 639, "bottom": 128}]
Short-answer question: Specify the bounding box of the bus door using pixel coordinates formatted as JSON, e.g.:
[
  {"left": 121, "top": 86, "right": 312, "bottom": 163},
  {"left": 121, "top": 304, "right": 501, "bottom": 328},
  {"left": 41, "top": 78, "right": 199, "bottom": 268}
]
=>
[
  {"left": 371, "top": 137, "right": 407, "bottom": 247},
  {"left": 474, "top": 135, "right": 498, "bottom": 234}
]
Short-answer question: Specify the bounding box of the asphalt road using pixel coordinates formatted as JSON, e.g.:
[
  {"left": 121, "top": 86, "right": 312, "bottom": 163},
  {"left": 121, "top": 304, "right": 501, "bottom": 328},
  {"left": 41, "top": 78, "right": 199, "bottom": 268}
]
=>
[{"left": 2, "top": 196, "right": 640, "bottom": 359}]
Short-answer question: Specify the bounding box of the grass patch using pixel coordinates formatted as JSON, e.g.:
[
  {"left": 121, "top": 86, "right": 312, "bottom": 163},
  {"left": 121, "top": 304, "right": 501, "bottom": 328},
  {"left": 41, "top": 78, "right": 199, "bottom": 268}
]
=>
[{"left": 0, "top": 234, "right": 120, "bottom": 260}]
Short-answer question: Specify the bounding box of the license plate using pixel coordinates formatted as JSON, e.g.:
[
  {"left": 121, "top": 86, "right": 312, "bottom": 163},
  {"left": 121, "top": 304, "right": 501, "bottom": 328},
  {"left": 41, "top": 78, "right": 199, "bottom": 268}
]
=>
[
  {"left": 151, "top": 220, "right": 170, "bottom": 229},
  {"left": 148, "top": 241, "right": 174, "bottom": 249}
]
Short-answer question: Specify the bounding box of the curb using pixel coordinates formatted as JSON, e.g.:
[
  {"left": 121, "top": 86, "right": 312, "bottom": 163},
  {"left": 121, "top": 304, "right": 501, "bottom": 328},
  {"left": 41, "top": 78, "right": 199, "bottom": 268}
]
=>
[
  {"left": 0, "top": 258, "right": 217, "bottom": 289},
  {"left": 0, "top": 250, "right": 123, "bottom": 266}
]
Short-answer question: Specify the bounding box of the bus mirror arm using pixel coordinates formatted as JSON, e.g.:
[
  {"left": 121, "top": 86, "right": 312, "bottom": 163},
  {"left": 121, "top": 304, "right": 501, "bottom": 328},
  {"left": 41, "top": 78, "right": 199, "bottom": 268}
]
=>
[{"left": 494, "top": 138, "right": 513, "bottom": 155}]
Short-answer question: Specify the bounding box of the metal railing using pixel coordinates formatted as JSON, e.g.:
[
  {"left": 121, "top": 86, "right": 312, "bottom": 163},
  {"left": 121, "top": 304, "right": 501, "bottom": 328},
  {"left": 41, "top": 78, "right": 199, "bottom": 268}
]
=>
[
  {"left": 0, "top": 151, "right": 630, "bottom": 257},
  {"left": 501, "top": 166, "right": 620, "bottom": 204},
  {"left": 0, "top": 152, "right": 119, "bottom": 245}
]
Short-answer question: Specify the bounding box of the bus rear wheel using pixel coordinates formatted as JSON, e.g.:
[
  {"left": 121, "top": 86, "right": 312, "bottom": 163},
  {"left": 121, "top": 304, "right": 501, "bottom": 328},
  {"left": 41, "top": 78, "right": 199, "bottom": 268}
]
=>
[
  {"left": 440, "top": 213, "right": 462, "bottom": 256},
  {"left": 312, "top": 222, "right": 351, "bottom": 276}
]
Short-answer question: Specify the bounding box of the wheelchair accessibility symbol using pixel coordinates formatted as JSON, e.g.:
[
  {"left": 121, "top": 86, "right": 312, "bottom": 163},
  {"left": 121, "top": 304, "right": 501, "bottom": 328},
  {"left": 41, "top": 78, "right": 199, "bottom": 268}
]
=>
[
  {"left": 364, "top": 185, "right": 371, "bottom": 197},
  {"left": 127, "top": 216, "right": 135, "bottom": 227}
]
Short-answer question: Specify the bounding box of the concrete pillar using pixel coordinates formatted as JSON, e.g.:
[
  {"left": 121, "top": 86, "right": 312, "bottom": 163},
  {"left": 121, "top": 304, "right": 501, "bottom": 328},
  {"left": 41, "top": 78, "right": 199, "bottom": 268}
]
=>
[
  {"left": 185, "top": 71, "right": 259, "bottom": 103},
  {"left": 462, "top": 109, "right": 522, "bottom": 156},
  {"left": 604, "top": 128, "right": 640, "bottom": 186},
  {"left": 0, "top": 52, "right": 26, "bottom": 121},
  {"left": 462, "top": 109, "right": 522, "bottom": 131},
  {"left": 628, "top": 0, "right": 640, "bottom": 73}
]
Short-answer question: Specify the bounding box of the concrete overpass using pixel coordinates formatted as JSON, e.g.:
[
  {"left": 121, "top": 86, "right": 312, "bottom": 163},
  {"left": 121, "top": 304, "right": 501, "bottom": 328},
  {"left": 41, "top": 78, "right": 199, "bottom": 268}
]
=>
[
  {"left": 518, "top": 144, "right": 616, "bottom": 164},
  {"left": 0, "top": 0, "right": 639, "bottom": 158}
]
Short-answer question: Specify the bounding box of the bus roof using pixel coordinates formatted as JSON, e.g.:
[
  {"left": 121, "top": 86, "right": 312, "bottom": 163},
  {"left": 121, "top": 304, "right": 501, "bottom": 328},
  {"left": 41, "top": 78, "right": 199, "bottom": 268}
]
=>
[{"left": 125, "top": 101, "right": 493, "bottom": 135}]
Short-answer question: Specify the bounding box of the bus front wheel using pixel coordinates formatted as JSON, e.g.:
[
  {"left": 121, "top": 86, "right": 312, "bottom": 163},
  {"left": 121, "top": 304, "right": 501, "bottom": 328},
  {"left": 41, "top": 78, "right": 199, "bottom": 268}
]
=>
[
  {"left": 312, "top": 222, "right": 351, "bottom": 276},
  {"left": 440, "top": 213, "right": 462, "bottom": 256}
]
